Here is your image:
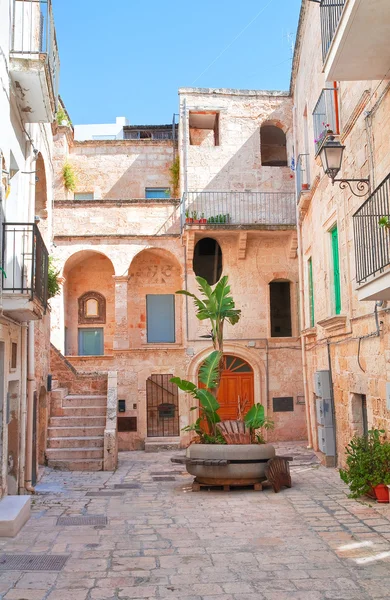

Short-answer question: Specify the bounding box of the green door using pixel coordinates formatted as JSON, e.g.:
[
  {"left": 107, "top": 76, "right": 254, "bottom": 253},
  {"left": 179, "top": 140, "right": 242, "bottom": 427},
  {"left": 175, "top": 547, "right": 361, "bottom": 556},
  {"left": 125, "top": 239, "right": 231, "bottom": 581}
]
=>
[
  {"left": 78, "top": 328, "right": 104, "bottom": 356},
  {"left": 331, "top": 227, "right": 341, "bottom": 315},
  {"left": 308, "top": 257, "right": 315, "bottom": 327}
]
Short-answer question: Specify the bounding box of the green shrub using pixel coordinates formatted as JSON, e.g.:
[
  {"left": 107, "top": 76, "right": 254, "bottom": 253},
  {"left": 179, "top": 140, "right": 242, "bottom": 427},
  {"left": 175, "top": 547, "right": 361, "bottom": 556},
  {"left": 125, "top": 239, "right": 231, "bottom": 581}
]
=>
[
  {"left": 62, "top": 162, "right": 77, "bottom": 192},
  {"left": 47, "top": 257, "right": 61, "bottom": 299}
]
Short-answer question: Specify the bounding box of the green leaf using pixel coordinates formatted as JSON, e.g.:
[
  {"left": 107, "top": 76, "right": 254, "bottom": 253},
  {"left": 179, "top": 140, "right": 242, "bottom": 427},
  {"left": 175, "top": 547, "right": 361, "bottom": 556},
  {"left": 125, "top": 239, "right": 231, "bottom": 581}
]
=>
[
  {"left": 195, "top": 388, "right": 220, "bottom": 413},
  {"left": 379, "top": 216, "right": 390, "bottom": 228},
  {"left": 170, "top": 377, "right": 197, "bottom": 397},
  {"left": 244, "top": 403, "right": 265, "bottom": 430},
  {"left": 198, "top": 351, "right": 222, "bottom": 389}
]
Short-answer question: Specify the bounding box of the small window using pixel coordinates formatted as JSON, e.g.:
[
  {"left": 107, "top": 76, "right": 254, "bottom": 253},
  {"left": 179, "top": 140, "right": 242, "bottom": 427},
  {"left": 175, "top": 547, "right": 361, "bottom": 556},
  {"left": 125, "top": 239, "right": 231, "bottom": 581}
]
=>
[
  {"left": 189, "top": 111, "right": 219, "bottom": 146},
  {"left": 146, "top": 295, "right": 175, "bottom": 343},
  {"left": 10, "top": 342, "right": 17, "bottom": 370},
  {"left": 270, "top": 281, "right": 292, "bottom": 337},
  {"left": 260, "top": 125, "right": 287, "bottom": 166},
  {"left": 74, "top": 193, "right": 94, "bottom": 200},
  {"left": 78, "top": 292, "right": 106, "bottom": 324},
  {"left": 145, "top": 188, "right": 170, "bottom": 199},
  {"left": 193, "top": 238, "right": 222, "bottom": 285},
  {"left": 78, "top": 328, "right": 104, "bottom": 356}
]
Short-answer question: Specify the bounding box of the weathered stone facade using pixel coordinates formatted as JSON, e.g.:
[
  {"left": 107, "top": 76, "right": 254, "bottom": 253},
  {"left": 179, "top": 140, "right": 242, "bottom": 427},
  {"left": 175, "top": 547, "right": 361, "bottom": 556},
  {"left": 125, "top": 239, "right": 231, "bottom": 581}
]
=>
[
  {"left": 292, "top": 0, "right": 390, "bottom": 465},
  {"left": 50, "top": 89, "right": 307, "bottom": 452}
]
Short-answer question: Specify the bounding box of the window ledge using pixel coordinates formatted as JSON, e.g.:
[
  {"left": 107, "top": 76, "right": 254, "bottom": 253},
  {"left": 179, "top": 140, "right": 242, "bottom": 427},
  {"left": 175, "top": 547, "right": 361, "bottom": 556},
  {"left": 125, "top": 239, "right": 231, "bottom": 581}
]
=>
[
  {"left": 317, "top": 315, "right": 347, "bottom": 334},
  {"left": 301, "top": 327, "right": 317, "bottom": 338}
]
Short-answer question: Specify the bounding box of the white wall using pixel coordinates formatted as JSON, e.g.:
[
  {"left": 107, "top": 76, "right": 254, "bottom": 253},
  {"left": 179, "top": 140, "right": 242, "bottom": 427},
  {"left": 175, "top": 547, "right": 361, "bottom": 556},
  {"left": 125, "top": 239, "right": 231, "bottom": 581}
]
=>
[{"left": 74, "top": 117, "right": 130, "bottom": 141}]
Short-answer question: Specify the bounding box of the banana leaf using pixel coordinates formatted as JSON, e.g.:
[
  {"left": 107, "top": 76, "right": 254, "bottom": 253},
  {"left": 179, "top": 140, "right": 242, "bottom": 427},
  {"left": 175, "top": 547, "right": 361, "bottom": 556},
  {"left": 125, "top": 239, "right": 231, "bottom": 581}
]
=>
[
  {"left": 244, "top": 403, "right": 265, "bottom": 430},
  {"left": 198, "top": 350, "right": 222, "bottom": 390}
]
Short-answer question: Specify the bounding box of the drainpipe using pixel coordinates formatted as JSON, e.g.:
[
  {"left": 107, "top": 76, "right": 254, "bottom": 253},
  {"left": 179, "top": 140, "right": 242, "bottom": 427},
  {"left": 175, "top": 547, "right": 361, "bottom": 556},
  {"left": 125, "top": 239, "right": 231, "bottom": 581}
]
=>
[
  {"left": 18, "top": 323, "right": 28, "bottom": 494},
  {"left": 25, "top": 314, "right": 35, "bottom": 493}
]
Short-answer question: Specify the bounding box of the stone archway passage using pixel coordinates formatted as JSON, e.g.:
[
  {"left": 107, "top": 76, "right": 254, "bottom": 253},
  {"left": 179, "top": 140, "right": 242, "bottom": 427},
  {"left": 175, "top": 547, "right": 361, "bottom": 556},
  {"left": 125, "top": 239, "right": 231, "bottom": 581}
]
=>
[{"left": 199, "top": 355, "right": 254, "bottom": 422}]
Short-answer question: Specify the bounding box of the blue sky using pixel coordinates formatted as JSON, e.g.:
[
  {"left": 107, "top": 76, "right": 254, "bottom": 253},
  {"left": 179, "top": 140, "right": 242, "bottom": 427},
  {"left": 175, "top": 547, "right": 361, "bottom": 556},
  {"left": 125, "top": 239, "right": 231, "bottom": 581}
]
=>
[{"left": 53, "top": 0, "right": 301, "bottom": 126}]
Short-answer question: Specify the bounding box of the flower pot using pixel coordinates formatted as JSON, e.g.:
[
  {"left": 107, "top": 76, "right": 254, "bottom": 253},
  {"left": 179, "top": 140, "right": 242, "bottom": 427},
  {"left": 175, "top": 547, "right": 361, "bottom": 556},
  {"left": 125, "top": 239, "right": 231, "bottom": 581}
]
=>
[
  {"left": 193, "top": 219, "right": 200, "bottom": 224},
  {"left": 301, "top": 183, "right": 309, "bottom": 191},
  {"left": 185, "top": 218, "right": 193, "bottom": 223},
  {"left": 199, "top": 219, "right": 207, "bottom": 224},
  {"left": 374, "top": 484, "right": 389, "bottom": 503}
]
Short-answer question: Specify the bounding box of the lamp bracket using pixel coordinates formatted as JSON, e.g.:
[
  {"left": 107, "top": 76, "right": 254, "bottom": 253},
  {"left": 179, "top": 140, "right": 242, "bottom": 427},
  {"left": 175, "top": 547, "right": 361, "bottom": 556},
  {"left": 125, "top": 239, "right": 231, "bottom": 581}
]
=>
[{"left": 333, "top": 178, "right": 370, "bottom": 197}]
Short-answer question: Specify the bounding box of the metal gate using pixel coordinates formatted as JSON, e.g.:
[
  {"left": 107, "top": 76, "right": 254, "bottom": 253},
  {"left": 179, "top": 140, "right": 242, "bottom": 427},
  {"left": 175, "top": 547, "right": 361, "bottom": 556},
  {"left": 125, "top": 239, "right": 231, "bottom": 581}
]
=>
[{"left": 146, "top": 374, "right": 179, "bottom": 437}]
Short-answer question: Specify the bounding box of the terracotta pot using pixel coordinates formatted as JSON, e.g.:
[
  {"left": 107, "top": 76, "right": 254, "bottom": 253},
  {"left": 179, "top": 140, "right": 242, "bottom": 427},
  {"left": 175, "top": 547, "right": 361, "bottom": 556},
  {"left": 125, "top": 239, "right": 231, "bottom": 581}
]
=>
[
  {"left": 185, "top": 218, "right": 193, "bottom": 223},
  {"left": 193, "top": 219, "right": 200, "bottom": 224},
  {"left": 374, "top": 484, "right": 389, "bottom": 503},
  {"left": 301, "top": 183, "right": 309, "bottom": 190},
  {"left": 199, "top": 219, "right": 207, "bottom": 224}
]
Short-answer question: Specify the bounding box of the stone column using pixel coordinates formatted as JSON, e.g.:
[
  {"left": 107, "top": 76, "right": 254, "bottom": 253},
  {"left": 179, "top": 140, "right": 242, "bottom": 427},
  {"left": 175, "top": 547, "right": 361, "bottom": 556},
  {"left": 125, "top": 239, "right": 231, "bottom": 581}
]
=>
[{"left": 113, "top": 275, "right": 129, "bottom": 350}]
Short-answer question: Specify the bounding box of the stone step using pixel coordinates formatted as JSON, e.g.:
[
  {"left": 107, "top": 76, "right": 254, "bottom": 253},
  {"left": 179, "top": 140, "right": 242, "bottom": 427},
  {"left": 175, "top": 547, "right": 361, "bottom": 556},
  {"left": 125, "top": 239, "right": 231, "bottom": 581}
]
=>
[
  {"left": 144, "top": 437, "right": 181, "bottom": 453},
  {"left": 47, "top": 458, "right": 103, "bottom": 471},
  {"left": 46, "top": 447, "right": 104, "bottom": 460},
  {"left": 51, "top": 387, "right": 68, "bottom": 401},
  {"left": 51, "top": 405, "right": 106, "bottom": 417},
  {"left": 49, "top": 416, "right": 106, "bottom": 428},
  {"left": 47, "top": 436, "right": 104, "bottom": 449},
  {"left": 0, "top": 496, "right": 31, "bottom": 537},
  {"left": 62, "top": 395, "right": 107, "bottom": 408},
  {"left": 48, "top": 426, "right": 105, "bottom": 438}
]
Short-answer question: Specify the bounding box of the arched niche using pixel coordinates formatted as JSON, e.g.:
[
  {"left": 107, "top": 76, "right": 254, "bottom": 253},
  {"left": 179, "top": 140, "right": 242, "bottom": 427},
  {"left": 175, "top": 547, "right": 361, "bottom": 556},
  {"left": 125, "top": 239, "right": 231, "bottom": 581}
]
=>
[{"left": 260, "top": 124, "right": 288, "bottom": 167}]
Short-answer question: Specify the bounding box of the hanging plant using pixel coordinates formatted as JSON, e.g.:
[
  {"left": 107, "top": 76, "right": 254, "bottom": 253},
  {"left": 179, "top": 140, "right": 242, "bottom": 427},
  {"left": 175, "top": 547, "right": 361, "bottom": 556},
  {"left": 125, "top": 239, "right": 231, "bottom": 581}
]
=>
[
  {"left": 62, "top": 162, "right": 77, "bottom": 191},
  {"left": 169, "top": 155, "right": 180, "bottom": 197},
  {"left": 47, "top": 257, "right": 61, "bottom": 299}
]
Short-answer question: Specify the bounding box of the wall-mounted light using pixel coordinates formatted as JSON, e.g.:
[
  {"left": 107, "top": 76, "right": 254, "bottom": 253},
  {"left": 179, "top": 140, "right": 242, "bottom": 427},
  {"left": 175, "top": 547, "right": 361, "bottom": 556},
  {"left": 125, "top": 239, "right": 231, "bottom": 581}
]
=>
[{"left": 319, "top": 136, "right": 370, "bottom": 197}]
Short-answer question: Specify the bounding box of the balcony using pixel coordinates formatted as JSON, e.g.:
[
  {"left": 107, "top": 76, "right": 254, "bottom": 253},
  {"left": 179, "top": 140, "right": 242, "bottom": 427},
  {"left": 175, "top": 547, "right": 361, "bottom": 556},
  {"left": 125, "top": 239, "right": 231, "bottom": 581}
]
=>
[
  {"left": 312, "top": 88, "right": 340, "bottom": 156},
  {"left": 9, "top": 0, "right": 60, "bottom": 122},
  {"left": 321, "top": 0, "right": 390, "bottom": 81},
  {"left": 182, "top": 191, "right": 296, "bottom": 230},
  {"left": 1, "top": 223, "right": 49, "bottom": 320},
  {"left": 353, "top": 173, "right": 390, "bottom": 301}
]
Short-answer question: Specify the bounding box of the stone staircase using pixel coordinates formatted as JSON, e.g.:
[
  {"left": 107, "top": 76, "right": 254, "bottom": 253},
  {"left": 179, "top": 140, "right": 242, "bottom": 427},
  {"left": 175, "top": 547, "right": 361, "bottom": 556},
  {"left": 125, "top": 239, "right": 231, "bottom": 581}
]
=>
[{"left": 46, "top": 379, "right": 107, "bottom": 471}]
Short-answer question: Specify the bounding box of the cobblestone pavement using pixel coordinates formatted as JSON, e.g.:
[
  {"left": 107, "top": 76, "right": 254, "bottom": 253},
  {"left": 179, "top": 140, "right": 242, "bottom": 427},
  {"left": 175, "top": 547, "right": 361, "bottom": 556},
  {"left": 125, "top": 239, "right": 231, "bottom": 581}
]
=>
[{"left": 1, "top": 442, "right": 390, "bottom": 600}]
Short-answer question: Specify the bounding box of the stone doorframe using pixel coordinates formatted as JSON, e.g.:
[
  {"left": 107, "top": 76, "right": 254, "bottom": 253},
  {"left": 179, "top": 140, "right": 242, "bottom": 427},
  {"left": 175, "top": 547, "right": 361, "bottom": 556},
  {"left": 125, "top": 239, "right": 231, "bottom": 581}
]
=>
[{"left": 185, "top": 343, "right": 267, "bottom": 430}]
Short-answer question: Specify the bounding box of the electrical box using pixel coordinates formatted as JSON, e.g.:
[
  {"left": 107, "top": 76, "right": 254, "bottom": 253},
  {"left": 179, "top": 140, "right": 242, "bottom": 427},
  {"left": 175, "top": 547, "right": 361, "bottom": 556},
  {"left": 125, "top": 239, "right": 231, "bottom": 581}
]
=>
[
  {"left": 316, "top": 398, "right": 333, "bottom": 427},
  {"left": 314, "top": 370, "right": 331, "bottom": 399},
  {"left": 317, "top": 426, "right": 335, "bottom": 456},
  {"left": 316, "top": 399, "right": 325, "bottom": 426}
]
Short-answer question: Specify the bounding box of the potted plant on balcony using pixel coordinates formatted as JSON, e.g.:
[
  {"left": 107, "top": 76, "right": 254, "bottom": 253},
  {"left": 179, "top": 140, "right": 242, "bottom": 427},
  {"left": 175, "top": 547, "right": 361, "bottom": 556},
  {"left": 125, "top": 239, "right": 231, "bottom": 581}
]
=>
[
  {"left": 170, "top": 276, "right": 276, "bottom": 486},
  {"left": 192, "top": 210, "right": 200, "bottom": 224},
  {"left": 340, "top": 429, "right": 390, "bottom": 502},
  {"left": 185, "top": 210, "right": 193, "bottom": 224},
  {"left": 199, "top": 212, "right": 207, "bottom": 224},
  {"left": 379, "top": 216, "right": 390, "bottom": 230}
]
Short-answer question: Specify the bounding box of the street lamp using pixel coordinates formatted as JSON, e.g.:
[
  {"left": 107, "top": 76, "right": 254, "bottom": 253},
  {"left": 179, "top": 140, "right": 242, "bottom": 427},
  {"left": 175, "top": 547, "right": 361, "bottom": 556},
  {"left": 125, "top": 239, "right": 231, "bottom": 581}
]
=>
[{"left": 319, "top": 136, "right": 370, "bottom": 197}]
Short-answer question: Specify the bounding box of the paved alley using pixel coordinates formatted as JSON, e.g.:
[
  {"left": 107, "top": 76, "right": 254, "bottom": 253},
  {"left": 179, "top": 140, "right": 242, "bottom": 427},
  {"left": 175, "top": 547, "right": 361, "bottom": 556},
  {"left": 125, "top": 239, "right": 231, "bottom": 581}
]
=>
[{"left": 1, "top": 443, "right": 390, "bottom": 600}]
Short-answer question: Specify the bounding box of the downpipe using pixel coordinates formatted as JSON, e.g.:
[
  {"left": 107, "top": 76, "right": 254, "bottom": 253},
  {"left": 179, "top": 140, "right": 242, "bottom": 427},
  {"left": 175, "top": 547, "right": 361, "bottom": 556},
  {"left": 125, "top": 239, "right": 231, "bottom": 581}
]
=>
[{"left": 25, "top": 321, "right": 35, "bottom": 494}]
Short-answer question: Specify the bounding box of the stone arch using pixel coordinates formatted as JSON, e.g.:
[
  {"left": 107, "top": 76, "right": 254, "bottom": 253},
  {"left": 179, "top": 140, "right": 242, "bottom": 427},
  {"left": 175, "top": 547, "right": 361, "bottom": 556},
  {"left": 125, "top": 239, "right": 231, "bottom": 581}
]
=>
[
  {"left": 128, "top": 247, "right": 183, "bottom": 347},
  {"left": 260, "top": 121, "right": 288, "bottom": 167},
  {"left": 185, "top": 344, "right": 267, "bottom": 429},
  {"left": 63, "top": 250, "right": 115, "bottom": 355}
]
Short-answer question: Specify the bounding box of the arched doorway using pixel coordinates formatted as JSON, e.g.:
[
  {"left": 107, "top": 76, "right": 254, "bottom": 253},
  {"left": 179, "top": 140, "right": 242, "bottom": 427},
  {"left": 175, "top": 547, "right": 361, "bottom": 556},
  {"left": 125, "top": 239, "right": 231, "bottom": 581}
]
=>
[{"left": 199, "top": 355, "right": 254, "bottom": 421}]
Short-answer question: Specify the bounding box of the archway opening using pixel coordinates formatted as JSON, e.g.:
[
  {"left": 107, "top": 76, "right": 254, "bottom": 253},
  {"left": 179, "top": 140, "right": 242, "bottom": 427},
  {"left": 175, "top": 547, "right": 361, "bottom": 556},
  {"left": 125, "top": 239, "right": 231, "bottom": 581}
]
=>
[
  {"left": 260, "top": 125, "right": 287, "bottom": 167},
  {"left": 193, "top": 237, "right": 222, "bottom": 285}
]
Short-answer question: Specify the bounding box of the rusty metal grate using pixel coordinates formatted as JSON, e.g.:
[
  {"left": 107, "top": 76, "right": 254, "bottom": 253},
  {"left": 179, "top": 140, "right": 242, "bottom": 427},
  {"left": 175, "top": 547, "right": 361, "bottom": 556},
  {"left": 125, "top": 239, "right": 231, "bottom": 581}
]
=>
[
  {"left": 152, "top": 476, "right": 176, "bottom": 481},
  {"left": 0, "top": 554, "right": 69, "bottom": 571},
  {"left": 114, "top": 484, "right": 140, "bottom": 489},
  {"left": 57, "top": 516, "right": 107, "bottom": 526},
  {"left": 86, "top": 491, "right": 124, "bottom": 497}
]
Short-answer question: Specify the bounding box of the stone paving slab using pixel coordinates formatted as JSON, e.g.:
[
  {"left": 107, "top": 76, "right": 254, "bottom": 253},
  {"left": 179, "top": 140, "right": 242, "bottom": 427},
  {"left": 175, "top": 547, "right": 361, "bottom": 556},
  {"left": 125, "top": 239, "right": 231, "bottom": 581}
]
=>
[{"left": 0, "top": 443, "right": 390, "bottom": 599}]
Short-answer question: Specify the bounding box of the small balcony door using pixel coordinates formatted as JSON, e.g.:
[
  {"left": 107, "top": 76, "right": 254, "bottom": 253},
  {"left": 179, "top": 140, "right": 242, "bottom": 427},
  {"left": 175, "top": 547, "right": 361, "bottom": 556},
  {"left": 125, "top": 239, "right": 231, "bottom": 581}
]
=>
[{"left": 78, "top": 328, "right": 104, "bottom": 356}]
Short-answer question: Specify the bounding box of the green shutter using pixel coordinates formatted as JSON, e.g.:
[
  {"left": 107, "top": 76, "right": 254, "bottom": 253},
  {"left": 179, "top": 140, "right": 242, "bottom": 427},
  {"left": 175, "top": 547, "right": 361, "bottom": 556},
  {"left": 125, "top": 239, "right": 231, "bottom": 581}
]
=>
[
  {"left": 308, "top": 257, "right": 315, "bottom": 327},
  {"left": 331, "top": 226, "right": 341, "bottom": 315}
]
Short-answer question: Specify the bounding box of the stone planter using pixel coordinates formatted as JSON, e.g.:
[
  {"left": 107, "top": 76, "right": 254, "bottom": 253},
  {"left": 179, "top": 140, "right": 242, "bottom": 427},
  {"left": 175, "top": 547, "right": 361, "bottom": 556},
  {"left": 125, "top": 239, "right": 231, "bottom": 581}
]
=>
[{"left": 185, "top": 443, "right": 275, "bottom": 485}]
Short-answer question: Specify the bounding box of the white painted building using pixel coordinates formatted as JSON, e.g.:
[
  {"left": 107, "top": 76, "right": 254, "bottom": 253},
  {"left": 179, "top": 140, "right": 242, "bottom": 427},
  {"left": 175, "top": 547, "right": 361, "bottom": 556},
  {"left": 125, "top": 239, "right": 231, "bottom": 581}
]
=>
[{"left": 74, "top": 117, "right": 130, "bottom": 141}]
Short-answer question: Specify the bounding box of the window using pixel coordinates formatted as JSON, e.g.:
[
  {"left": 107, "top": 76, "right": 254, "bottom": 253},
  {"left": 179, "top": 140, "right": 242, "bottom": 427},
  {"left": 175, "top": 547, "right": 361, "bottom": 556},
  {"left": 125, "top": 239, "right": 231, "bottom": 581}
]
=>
[
  {"left": 78, "top": 292, "right": 106, "bottom": 324},
  {"left": 312, "top": 87, "right": 339, "bottom": 154},
  {"left": 350, "top": 394, "right": 368, "bottom": 437},
  {"left": 78, "top": 328, "right": 104, "bottom": 356},
  {"left": 10, "top": 342, "right": 17, "bottom": 370},
  {"left": 308, "top": 257, "right": 315, "bottom": 328},
  {"left": 270, "top": 281, "right": 292, "bottom": 337},
  {"left": 124, "top": 130, "right": 174, "bottom": 140},
  {"left": 189, "top": 112, "right": 219, "bottom": 146},
  {"left": 145, "top": 188, "right": 170, "bottom": 199},
  {"left": 260, "top": 125, "right": 287, "bottom": 166},
  {"left": 330, "top": 226, "right": 341, "bottom": 315},
  {"left": 146, "top": 295, "right": 175, "bottom": 343},
  {"left": 74, "top": 193, "right": 94, "bottom": 200},
  {"left": 193, "top": 238, "right": 222, "bottom": 285}
]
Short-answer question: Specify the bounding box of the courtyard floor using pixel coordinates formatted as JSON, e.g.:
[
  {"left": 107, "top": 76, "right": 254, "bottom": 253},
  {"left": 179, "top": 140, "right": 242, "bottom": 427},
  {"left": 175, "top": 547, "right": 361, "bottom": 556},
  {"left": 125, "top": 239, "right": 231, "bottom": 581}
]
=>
[{"left": 1, "top": 442, "right": 390, "bottom": 599}]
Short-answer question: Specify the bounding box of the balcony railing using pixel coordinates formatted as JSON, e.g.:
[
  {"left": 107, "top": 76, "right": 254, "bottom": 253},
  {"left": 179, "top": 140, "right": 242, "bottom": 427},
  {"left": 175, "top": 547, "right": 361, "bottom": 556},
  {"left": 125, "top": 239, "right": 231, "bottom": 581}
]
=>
[
  {"left": 320, "top": 0, "right": 346, "bottom": 61},
  {"left": 353, "top": 173, "right": 390, "bottom": 284},
  {"left": 312, "top": 88, "right": 340, "bottom": 155},
  {"left": 11, "top": 0, "right": 60, "bottom": 108},
  {"left": 296, "top": 154, "right": 311, "bottom": 198},
  {"left": 182, "top": 191, "right": 296, "bottom": 228},
  {"left": 1, "top": 223, "right": 49, "bottom": 308}
]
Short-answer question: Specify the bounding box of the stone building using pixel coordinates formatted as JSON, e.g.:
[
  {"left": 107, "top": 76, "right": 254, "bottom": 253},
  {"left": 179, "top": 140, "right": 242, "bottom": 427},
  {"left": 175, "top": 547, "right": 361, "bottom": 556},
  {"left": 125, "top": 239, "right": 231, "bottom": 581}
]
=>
[
  {"left": 0, "top": 0, "right": 59, "bottom": 516},
  {"left": 292, "top": 0, "right": 390, "bottom": 465},
  {"left": 49, "top": 88, "right": 307, "bottom": 467}
]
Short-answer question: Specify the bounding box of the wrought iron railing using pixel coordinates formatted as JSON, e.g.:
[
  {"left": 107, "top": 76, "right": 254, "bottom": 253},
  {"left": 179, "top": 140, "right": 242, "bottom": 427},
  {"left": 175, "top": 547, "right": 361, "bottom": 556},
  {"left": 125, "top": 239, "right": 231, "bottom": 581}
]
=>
[
  {"left": 1, "top": 223, "right": 49, "bottom": 308},
  {"left": 296, "top": 154, "right": 311, "bottom": 198},
  {"left": 320, "top": 0, "right": 346, "bottom": 61},
  {"left": 312, "top": 88, "right": 339, "bottom": 155},
  {"left": 11, "top": 0, "right": 60, "bottom": 109},
  {"left": 182, "top": 191, "right": 296, "bottom": 228},
  {"left": 353, "top": 173, "right": 390, "bottom": 284}
]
